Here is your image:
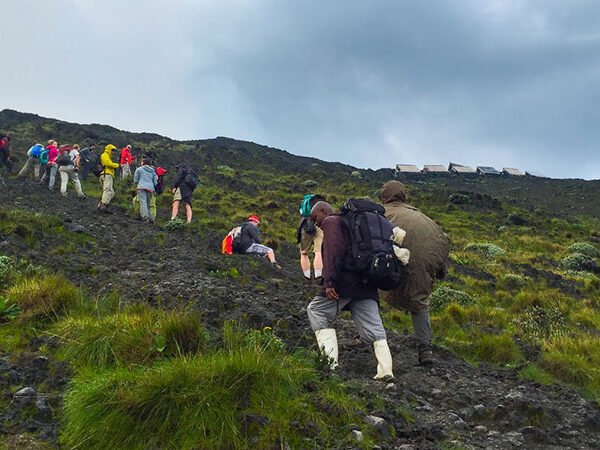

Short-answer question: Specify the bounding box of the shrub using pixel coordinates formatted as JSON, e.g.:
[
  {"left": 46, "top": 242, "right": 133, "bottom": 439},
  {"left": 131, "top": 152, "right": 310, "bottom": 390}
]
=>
[
  {"left": 303, "top": 179, "right": 318, "bottom": 188},
  {"left": 0, "top": 255, "right": 17, "bottom": 289},
  {"left": 350, "top": 171, "right": 362, "bottom": 179},
  {"left": 60, "top": 328, "right": 340, "bottom": 449},
  {"left": 429, "top": 286, "right": 475, "bottom": 313},
  {"left": 464, "top": 242, "right": 505, "bottom": 260},
  {"left": 0, "top": 296, "right": 20, "bottom": 322},
  {"left": 513, "top": 306, "right": 568, "bottom": 345},
  {"left": 7, "top": 274, "right": 83, "bottom": 322},
  {"left": 52, "top": 309, "right": 207, "bottom": 368},
  {"left": 500, "top": 273, "right": 529, "bottom": 290},
  {"left": 567, "top": 242, "right": 600, "bottom": 258},
  {"left": 559, "top": 253, "right": 599, "bottom": 273},
  {"left": 540, "top": 335, "right": 600, "bottom": 388},
  {"left": 162, "top": 218, "right": 187, "bottom": 231},
  {"left": 216, "top": 165, "right": 236, "bottom": 178},
  {"left": 473, "top": 333, "right": 522, "bottom": 365}
]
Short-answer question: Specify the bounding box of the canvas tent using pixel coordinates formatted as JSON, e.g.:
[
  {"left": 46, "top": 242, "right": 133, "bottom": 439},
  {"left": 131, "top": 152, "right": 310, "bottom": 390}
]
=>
[
  {"left": 477, "top": 166, "right": 501, "bottom": 175},
  {"left": 448, "top": 162, "right": 476, "bottom": 175},
  {"left": 502, "top": 167, "right": 525, "bottom": 176},
  {"left": 422, "top": 164, "right": 449, "bottom": 174}
]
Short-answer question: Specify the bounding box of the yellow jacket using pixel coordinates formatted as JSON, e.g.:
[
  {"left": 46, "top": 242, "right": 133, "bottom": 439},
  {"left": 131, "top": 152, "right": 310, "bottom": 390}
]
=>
[{"left": 101, "top": 144, "right": 120, "bottom": 176}]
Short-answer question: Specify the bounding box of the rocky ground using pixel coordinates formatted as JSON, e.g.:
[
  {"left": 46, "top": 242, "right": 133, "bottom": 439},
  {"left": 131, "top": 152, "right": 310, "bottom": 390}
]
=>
[{"left": 1, "top": 176, "right": 599, "bottom": 449}]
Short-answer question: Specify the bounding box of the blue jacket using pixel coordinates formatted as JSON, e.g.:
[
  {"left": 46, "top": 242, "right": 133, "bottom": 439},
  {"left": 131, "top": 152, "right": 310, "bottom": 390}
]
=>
[{"left": 134, "top": 165, "right": 158, "bottom": 192}]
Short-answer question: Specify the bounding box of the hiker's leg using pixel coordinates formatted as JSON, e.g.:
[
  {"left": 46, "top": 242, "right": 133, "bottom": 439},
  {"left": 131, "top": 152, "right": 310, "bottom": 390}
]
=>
[
  {"left": 48, "top": 165, "right": 58, "bottom": 190},
  {"left": 185, "top": 204, "right": 192, "bottom": 224},
  {"left": 171, "top": 200, "right": 179, "bottom": 219},
  {"left": 102, "top": 174, "right": 114, "bottom": 204},
  {"left": 33, "top": 161, "right": 40, "bottom": 179},
  {"left": 348, "top": 299, "right": 387, "bottom": 345},
  {"left": 138, "top": 190, "right": 150, "bottom": 219},
  {"left": 307, "top": 296, "right": 352, "bottom": 331},
  {"left": 300, "top": 251, "right": 311, "bottom": 278},
  {"left": 411, "top": 309, "right": 433, "bottom": 347},
  {"left": 72, "top": 171, "right": 84, "bottom": 197},
  {"left": 149, "top": 193, "right": 156, "bottom": 221},
  {"left": 17, "top": 158, "right": 32, "bottom": 178},
  {"left": 266, "top": 249, "right": 276, "bottom": 263},
  {"left": 59, "top": 167, "right": 69, "bottom": 194}
]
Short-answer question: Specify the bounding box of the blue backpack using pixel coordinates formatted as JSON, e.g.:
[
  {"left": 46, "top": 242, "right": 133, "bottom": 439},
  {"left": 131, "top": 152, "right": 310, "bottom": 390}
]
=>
[{"left": 28, "top": 144, "right": 43, "bottom": 158}]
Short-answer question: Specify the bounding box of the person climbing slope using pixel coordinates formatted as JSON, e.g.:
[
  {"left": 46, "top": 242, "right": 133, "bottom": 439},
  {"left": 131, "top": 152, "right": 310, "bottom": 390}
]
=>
[{"left": 98, "top": 144, "right": 120, "bottom": 212}]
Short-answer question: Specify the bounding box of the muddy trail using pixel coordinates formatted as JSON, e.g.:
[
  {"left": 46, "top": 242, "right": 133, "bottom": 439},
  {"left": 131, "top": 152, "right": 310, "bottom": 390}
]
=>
[{"left": 1, "top": 177, "right": 599, "bottom": 449}]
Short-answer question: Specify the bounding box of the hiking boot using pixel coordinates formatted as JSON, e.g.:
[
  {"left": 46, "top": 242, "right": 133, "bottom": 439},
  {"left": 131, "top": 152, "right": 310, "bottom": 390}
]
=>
[
  {"left": 418, "top": 344, "right": 434, "bottom": 367},
  {"left": 61, "top": 192, "right": 68, "bottom": 198}
]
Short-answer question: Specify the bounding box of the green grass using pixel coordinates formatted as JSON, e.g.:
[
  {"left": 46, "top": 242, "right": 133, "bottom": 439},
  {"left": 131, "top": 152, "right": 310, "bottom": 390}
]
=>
[{"left": 61, "top": 324, "right": 368, "bottom": 450}]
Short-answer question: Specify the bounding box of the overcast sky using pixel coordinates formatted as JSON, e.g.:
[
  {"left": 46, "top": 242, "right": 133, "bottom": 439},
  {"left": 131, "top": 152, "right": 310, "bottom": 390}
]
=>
[{"left": 2, "top": 0, "right": 600, "bottom": 179}]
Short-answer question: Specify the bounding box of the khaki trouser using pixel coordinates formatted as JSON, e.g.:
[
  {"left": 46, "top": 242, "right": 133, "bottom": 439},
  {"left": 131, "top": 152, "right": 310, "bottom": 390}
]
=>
[
  {"left": 121, "top": 163, "right": 131, "bottom": 179},
  {"left": 17, "top": 157, "right": 40, "bottom": 179},
  {"left": 99, "top": 174, "right": 115, "bottom": 205},
  {"left": 59, "top": 166, "right": 84, "bottom": 196}
]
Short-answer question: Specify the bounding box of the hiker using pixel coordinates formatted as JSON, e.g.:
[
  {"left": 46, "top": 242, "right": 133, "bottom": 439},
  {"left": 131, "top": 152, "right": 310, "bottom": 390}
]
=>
[
  {"left": 38, "top": 144, "right": 49, "bottom": 180},
  {"left": 297, "top": 194, "right": 325, "bottom": 280},
  {"left": 98, "top": 144, "right": 120, "bottom": 212},
  {"left": 40, "top": 140, "right": 59, "bottom": 190},
  {"left": 57, "top": 144, "right": 85, "bottom": 198},
  {"left": 379, "top": 180, "right": 450, "bottom": 367},
  {"left": 133, "top": 156, "right": 158, "bottom": 223},
  {"left": 0, "top": 132, "right": 12, "bottom": 179},
  {"left": 171, "top": 164, "right": 198, "bottom": 224},
  {"left": 120, "top": 144, "right": 135, "bottom": 180},
  {"left": 79, "top": 144, "right": 98, "bottom": 180},
  {"left": 306, "top": 201, "right": 394, "bottom": 381},
  {"left": 233, "top": 215, "right": 280, "bottom": 267},
  {"left": 17, "top": 143, "right": 44, "bottom": 179}
]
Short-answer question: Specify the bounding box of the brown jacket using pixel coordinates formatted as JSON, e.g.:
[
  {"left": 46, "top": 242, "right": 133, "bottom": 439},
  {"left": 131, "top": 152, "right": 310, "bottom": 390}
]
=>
[{"left": 380, "top": 181, "right": 450, "bottom": 312}]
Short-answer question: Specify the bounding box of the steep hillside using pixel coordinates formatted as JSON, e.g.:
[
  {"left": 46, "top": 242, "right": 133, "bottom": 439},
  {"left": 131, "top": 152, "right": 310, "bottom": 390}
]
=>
[{"left": 1, "top": 110, "right": 599, "bottom": 449}]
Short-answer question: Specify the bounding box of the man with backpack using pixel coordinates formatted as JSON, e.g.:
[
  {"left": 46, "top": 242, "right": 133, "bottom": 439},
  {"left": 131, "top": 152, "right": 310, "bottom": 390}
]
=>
[
  {"left": 306, "top": 201, "right": 395, "bottom": 381},
  {"left": 170, "top": 164, "right": 198, "bottom": 224},
  {"left": 57, "top": 144, "right": 85, "bottom": 199},
  {"left": 379, "top": 180, "right": 450, "bottom": 367},
  {"left": 98, "top": 144, "right": 120, "bottom": 212},
  {"left": 0, "top": 132, "right": 12, "bottom": 174},
  {"left": 78, "top": 144, "right": 98, "bottom": 181},
  {"left": 17, "top": 143, "right": 44, "bottom": 179},
  {"left": 297, "top": 194, "right": 325, "bottom": 280}
]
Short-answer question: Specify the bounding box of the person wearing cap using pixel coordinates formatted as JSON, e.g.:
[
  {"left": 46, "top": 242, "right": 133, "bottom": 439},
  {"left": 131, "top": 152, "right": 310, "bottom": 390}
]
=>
[
  {"left": 120, "top": 144, "right": 135, "bottom": 180},
  {"left": 57, "top": 144, "right": 85, "bottom": 199},
  {"left": 235, "top": 215, "right": 280, "bottom": 267},
  {"left": 379, "top": 180, "right": 450, "bottom": 367},
  {"left": 98, "top": 144, "right": 120, "bottom": 212}
]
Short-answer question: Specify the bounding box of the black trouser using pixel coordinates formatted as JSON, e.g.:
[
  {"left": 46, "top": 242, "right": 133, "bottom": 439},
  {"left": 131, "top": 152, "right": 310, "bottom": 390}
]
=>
[{"left": 0, "top": 151, "right": 12, "bottom": 173}]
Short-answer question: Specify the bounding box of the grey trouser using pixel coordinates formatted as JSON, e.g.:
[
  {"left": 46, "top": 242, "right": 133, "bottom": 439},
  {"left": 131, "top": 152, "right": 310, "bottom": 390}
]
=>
[
  {"left": 41, "top": 164, "right": 58, "bottom": 189},
  {"left": 245, "top": 243, "right": 272, "bottom": 257},
  {"left": 307, "top": 296, "right": 386, "bottom": 344},
  {"left": 99, "top": 174, "right": 115, "bottom": 205},
  {"left": 137, "top": 190, "right": 154, "bottom": 220},
  {"left": 411, "top": 310, "right": 433, "bottom": 346},
  {"left": 59, "top": 166, "right": 83, "bottom": 196}
]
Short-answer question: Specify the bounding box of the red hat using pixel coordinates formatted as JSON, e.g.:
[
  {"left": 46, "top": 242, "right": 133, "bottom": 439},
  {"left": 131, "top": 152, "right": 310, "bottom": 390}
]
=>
[
  {"left": 156, "top": 167, "right": 167, "bottom": 176},
  {"left": 248, "top": 215, "right": 260, "bottom": 224}
]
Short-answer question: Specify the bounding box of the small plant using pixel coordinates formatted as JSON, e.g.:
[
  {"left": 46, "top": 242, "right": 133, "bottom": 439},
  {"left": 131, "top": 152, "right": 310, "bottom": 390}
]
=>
[
  {"left": 559, "top": 253, "right": 599, "bottom": 273},
  {"left": 0, "top": 296, "right": 20, "bottom": 322},
  {"left": 162, "top": 218, "right": 187, "bottom": 231},
  {"left": 7, "top": 274, "right": 84, "bottom": 323},
  {"left": 567, "top": 242, "right": 600, "bottom": 258},
  {"left": 216, "top": 165, "right": 236, "bottom": 178},
  {"left": 245, "top": 326, "right": 286, "bottom": 353},
  {"left": 514, "top": 306, "right": 568, "bottom": 345},
  {"left": 303, "top": 179, "right": 317, "bottom": 188},
  {"left": 0, "top": 255, "right": 17, "bottom": 289},
  {"left": 464, "top": 242, "right": 506, "bottom": 260},
  {"left": 500, "top": 273, "right": 529, "bottom": 290},
  {"left": 429, "top": 286, "right": 475, "bottom": 313}
]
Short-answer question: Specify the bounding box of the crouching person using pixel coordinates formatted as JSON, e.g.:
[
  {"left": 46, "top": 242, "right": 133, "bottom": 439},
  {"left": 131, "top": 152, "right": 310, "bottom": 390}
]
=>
[
  {"left": 306, "top": 201, "right": 394, "bottom": 381},
  {"left": 234, "top": 215, "right": 280, "bottom": 268}
]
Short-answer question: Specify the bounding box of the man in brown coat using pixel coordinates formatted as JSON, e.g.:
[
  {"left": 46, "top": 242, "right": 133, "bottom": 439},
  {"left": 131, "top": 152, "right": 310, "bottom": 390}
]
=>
[{"left": 380, "top": 180, "right": 450, "bottom": 366}]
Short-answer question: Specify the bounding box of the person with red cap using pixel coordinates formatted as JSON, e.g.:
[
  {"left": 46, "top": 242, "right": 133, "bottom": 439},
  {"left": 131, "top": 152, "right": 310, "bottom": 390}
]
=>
[
  {"left": 233, "top": 215, "right": 280, "bottom": 268},
  {"left": 120, "top": 144, "right": 135, "bottom": 180}
]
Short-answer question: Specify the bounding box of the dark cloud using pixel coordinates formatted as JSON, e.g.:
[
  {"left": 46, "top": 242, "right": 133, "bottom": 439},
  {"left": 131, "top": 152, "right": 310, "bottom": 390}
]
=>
[{"left": 2, "top": 0, "right": 600, "bottom": 178}]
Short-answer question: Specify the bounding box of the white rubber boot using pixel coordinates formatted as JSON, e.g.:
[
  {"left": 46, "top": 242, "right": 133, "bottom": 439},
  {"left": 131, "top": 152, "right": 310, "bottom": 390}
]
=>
[
  {"left": 315, "top": 328, "right": 338, "bottom": 369},
  {"left": 373, "top": 339, "right": 394, "bottom": 380}
]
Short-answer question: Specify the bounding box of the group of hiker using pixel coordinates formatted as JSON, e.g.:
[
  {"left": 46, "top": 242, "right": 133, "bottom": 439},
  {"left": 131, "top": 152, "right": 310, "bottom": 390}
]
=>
[
  {"left": 223, "top": 181, "right": 449, "bottom": 378},
  {"left": 0, "top": 134, "right": 200, "bottom": 224},
  {"left": 301, "top": 182, "right": 449, "bottom": 379},
  {"left": 3, "top": 130, "right": 451, "bottom": 380}
]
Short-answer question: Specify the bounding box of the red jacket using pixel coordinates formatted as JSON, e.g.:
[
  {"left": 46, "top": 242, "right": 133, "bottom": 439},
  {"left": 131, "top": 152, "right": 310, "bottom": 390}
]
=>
[{"left": 120, "top": 147, "right": 135, "bottom": 165}]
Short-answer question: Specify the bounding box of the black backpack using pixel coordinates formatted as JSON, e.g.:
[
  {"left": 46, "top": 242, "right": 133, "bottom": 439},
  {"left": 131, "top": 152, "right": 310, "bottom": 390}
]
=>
[
  {"left": 184, "top": 170, "right": 199, "bottom": 189},
  {"left": 340, "top": 198, "right": 404, "bottom": 290}
]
